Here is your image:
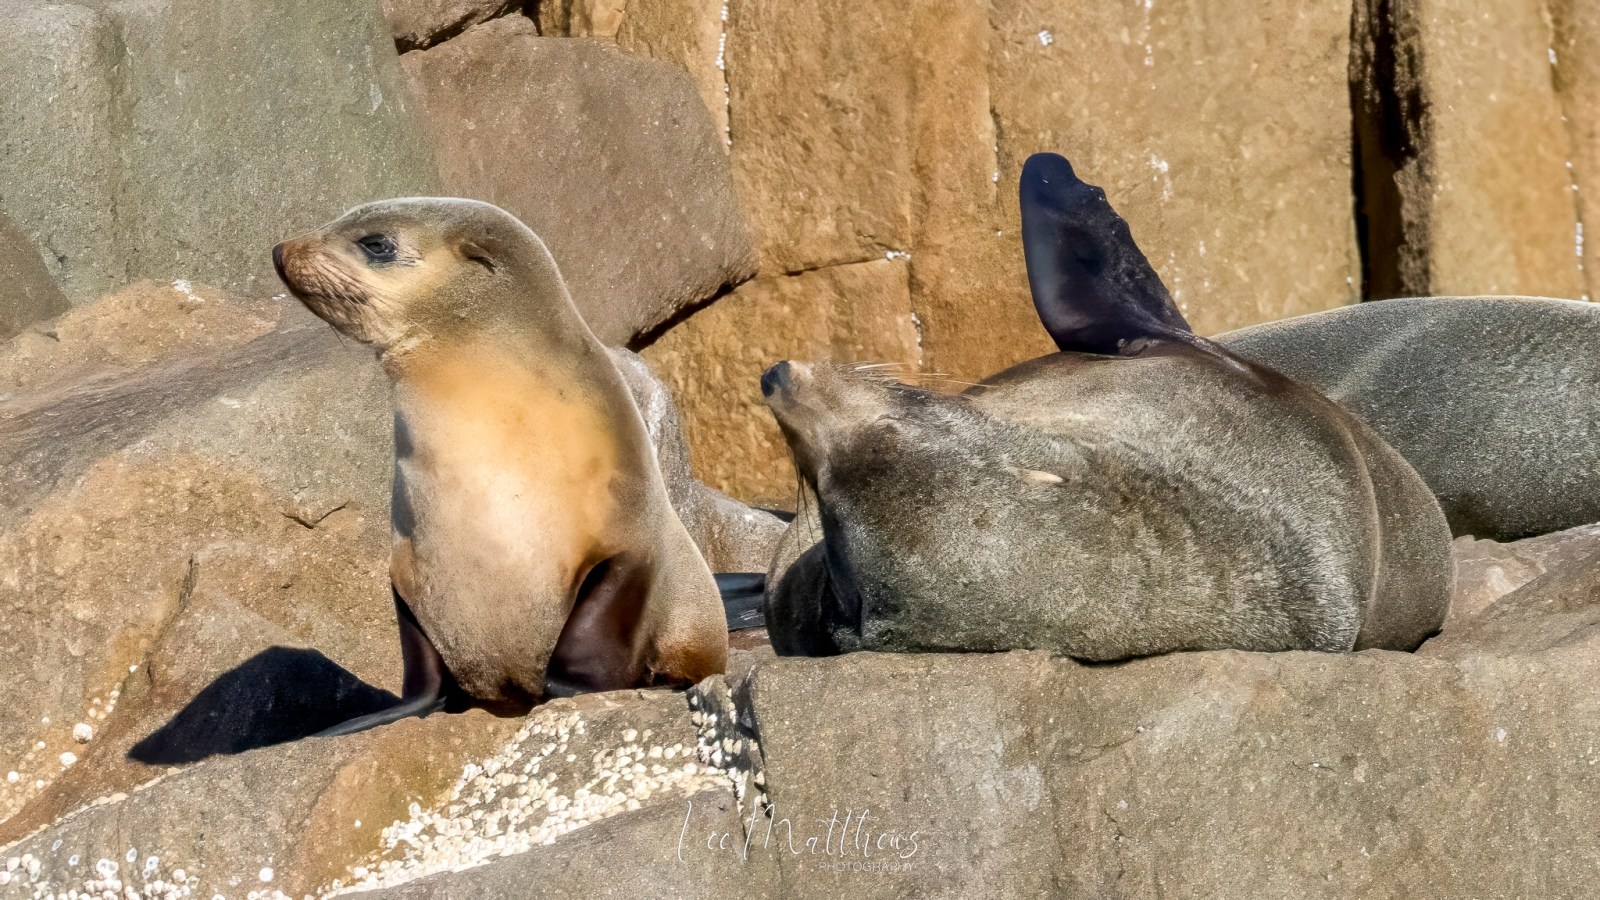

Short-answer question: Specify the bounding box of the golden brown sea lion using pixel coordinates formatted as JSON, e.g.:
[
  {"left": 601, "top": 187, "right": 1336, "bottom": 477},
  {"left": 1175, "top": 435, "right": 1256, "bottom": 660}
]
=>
[{"left": 273, "top": 198, "right": 726, "bottom": 733}]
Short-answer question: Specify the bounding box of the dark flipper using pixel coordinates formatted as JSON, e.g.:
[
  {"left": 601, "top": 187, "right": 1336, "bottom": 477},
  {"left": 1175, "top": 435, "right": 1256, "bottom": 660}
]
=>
[
  {"left": 544, "top": 556, "right": 653, "bottom": 698},
  {"left": 1019, "top": 152, "right": 1191, "bottom": 354},
  {"left": 716, "top": 572, "right": 767, "bottom": 630},
  {"left": 315, "top": 587, "right": 455, "bottom": 737}
]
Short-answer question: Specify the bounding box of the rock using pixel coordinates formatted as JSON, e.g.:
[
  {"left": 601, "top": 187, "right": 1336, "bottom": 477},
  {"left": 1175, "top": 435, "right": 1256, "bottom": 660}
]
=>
[
  {"left": 0, "top": 0, "right": 438, "bottom": 304},
  {"left": 345, "top": 788, "right": 770, "bottom": 898},
  {"left": 0, "top": 211, "right": 68, "bottom": 341},
  {"left": 399, "top": 17, "right": 756, "bottom": 345},
  {"left": 609, "top": 347, "right": 786, "bottom": 573},
  {"left": 0, "top": 281, "right": 396, "bottom": 829},
  {"left": 382, "top": 0, "right": 519, "bottom": 52},
  {"left": 1427, "top": 526, "right": 1600, "bottom": 658},
  {"left": 983, "top": 0, "right": 1359, "bottom": 354},
  {"left": 1353, "top": 0, "right": 1585, "bottom": 299},
  {"left": 641, "top": 259, "right": 920, "bottom": 507},
  {"left": 348, "top": 545, "right": 1600, "bottom": 899},
  {"left": 1553, "top": 0, "right": 1600, "bottom": 300},
  {"left": 540, "top": 0, "right": 730, "bottom": 142},
  {"left": 0, "top": 1, "right": 123, "bottom": 304},
  {"left": 724, "top": 0, "right": 925, "bottom": 275},
  {"left": 0, "top": 691, "right": 725, "bottom": 899},
  {"left": 1448, "top": 524, "right": 1600, "bottom": 627},
  {"left": 722, "top": 0, "right": 1356, "bottom": 381}
]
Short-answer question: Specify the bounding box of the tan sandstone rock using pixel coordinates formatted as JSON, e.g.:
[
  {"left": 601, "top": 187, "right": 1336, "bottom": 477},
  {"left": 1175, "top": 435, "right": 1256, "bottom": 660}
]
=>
[
  {"left": 399, "top": 17, "right": 756, "bottom": 346},
  {"left": 0, "top": 278, "right": 777, "bottom": 836},
  {"left": 1356, "top": 0, "right": 1586, "bottom": 299},
  {"left": 641, "top": 258, "right": 919, "bottom": 507},
  {"left": 0, "top": 282, "right": 396, "bottom": 829},
  {"left": 541, "top": 0, "right": 731, "bottom": 142},
  {"left": 979, "top": 0, "right": 1360, "bottom": 365},
  {"left": 716, "top": 0, "right": 1357, "bottom": 382}
]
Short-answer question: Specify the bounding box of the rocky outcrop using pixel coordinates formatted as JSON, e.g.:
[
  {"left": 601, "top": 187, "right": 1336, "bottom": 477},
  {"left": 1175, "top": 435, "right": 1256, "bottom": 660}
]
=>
[
  {"left": 399, "top": 17, "right": 757, "bottom": 346},
  {"left": 0, "top": 282, "right": 397, "bottom": 832},
  {"left": 5, "top": 526, "right": 1596, "bottom": 898},
  {"left": 0, "top": 212, "right": 68, "bottom": 341},
  {"left": 609, "top": 348, "right": 786, "bottom": 572},
  {"left": 0, "top": 0, "right": 438, "bottom": 304},
  {"left": 539, "top": 0, "right": 730, "bottom": 143}
]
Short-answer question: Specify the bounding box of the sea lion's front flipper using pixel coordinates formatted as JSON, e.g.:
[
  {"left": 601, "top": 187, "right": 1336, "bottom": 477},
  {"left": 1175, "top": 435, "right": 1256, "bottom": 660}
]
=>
[
  {"left": 715, "top": 572, "right": 767, "bottom": 630},
  {"left": 1019, "top": 152, "right": 1191, "bottom": 354},
  {"left": 315, "top": 587, "right": 453, "bottom": 737},
  {"left": 544, "top": 556, "right": 653, "bottom": 698}
]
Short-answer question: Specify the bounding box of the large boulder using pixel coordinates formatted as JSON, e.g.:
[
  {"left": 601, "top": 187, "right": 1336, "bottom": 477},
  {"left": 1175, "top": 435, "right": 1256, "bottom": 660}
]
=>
[
  {"left": 0, "top": 212, "right": 68, "bottom": 341},
  {"left": 0, "top": 691, "right": 728, "bottom": 899},
  {"left": 399, "top": 17, "right": 757, "bottom": 345},
  {"left": 0, "top": 282, "right": 397, "bottom": 830},
  {"left": 539, "top": 0, "right": 730, "bottom": 143},
  {"left": 0, "top": 0, "right": 438, "bottom": 304},
  {"left": 715, "top": 0, "right": 1358, "bottom": 380},
  {"left": 6, "top": 515, "right": 1599, "bottom": 896}
]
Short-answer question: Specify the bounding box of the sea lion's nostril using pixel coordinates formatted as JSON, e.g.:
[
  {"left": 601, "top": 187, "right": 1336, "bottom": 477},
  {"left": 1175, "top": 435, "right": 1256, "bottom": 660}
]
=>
[
  {"left": 761, "top": 361, "right": 791, "bottom": 398},
  {"left": 271, "top": 243, "right": 288, "bottom": 282}
]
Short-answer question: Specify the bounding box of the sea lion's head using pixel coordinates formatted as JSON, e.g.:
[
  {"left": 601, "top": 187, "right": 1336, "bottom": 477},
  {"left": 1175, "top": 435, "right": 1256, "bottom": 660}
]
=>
[
  {"left": 760, "top": 361, "right": 963, "bottom": 492},
  {"left": 273, "top": 198, "right": 574, "bottom": 354}
]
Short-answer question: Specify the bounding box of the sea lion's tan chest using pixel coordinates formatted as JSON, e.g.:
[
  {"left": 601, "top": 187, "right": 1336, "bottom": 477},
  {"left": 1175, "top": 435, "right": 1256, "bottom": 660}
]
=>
[{"left": 388, "top": 346, "right": 624, "bottom": 601}]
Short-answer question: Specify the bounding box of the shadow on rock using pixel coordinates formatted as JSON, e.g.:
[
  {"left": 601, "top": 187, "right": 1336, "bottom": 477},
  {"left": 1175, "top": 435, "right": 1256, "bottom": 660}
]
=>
[{"left": 129, "top": 646, "right": 396, "bottom": 765}]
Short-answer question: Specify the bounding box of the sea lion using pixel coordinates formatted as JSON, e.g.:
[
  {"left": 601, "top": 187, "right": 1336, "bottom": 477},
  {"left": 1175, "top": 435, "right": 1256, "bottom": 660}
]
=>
[
  {"left": 273, "top": 197, "right": 727, "bottom": 734},
  {"left": 1020, "top": 150, "right": 1600, "bottom": 541},
  {"left": 1219, "top": 299, "right": 1600, "bottom": 541},
  {"left": 760, "top": 297, "right": 1454, "bottom": 659}
]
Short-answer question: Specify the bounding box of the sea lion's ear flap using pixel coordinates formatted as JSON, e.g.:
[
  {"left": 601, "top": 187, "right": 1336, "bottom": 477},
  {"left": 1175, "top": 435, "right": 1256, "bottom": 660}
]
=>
[
  {"left": 1019, "top": 152, "right": 1191, "bottom": 355},
  {"left": 456, "top": 238, "right": 498, "bottom": 273}
]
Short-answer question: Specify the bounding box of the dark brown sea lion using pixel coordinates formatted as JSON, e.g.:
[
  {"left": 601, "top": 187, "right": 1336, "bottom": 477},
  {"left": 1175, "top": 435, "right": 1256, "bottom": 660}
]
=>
[
  {"left": 760, "top": 295, "right": 1453, "bottom": 659},
  {"left": 1021, "top": 150, "right": 1600, "bottom": 541}
]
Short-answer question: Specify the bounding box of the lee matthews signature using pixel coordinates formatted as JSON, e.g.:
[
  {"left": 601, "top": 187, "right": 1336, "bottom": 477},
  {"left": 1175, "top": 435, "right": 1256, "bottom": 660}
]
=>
[{"left": 677, "top": 798, "right": 925, "bottom": 865}]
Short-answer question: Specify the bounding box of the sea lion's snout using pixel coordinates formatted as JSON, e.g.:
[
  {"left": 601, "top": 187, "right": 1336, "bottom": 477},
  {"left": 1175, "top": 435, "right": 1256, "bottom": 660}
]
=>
[{"left": 760, "top": 361, "right": 792, "bottom": 398}]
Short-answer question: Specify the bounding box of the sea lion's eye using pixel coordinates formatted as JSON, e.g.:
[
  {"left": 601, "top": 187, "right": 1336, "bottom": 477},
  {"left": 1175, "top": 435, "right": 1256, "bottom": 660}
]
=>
[{"left": 355, "top": 234, "right": 398, "bottom": 264}]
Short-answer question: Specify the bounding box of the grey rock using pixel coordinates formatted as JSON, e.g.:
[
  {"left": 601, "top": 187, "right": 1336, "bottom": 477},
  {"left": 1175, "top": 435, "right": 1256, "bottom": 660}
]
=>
[
  {"left": 400, "top": 18, "right": 757, "bottom": 345},
  {"left": 348, "top": 788, "right": 777, "bottom": 899},
  {"left": 0, "top": 0, "right": 438, "bottom": 304},
  {"left": 0, "top": 211, "right": 67, "bottom": 341},
  {"left": 1448, "top": 523, "right": 1600, "bottom": 627}
]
